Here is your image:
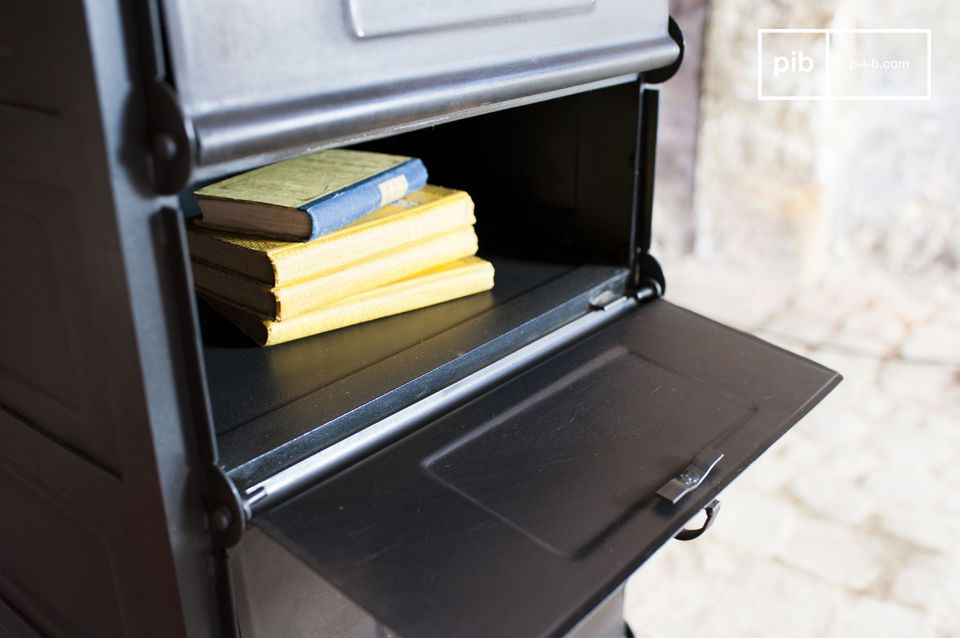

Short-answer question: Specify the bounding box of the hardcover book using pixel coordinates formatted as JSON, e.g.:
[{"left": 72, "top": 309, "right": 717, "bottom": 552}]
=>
[
  {"left": 193, "top": 149, "right": 428, "bottom": 241},
  {"left": 187, "top": 185, "right": 475, "bottom": 287},
  {"left": 191, "top": 226, "right": 480, "bottom": 320},
  {"left": 201, "top": 257, "right": 495, "bottom": 346}
]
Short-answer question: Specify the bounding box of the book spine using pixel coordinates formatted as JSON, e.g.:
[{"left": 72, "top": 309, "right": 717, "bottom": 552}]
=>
[
  {"left": 298, "top": 158, "right": 428, "bottom": 241},
  {"left": 263, "top": 261, "right": 494, "bottom": 345},
  {"left": 192, "top": 258, "right": 277, "bottom": 316},
  {"left": 274, "top": 226, "right": 478, "bottom": 319}
]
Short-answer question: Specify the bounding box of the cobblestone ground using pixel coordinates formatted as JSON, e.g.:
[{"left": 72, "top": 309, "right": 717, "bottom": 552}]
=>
[{"left": 624, "top": 258, "right": 960, "bottom": 638}]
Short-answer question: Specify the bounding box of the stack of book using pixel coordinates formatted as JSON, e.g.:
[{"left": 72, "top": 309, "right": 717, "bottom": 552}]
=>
[{"left": 188, "top": 149, "right": 494, "bottom": 346}]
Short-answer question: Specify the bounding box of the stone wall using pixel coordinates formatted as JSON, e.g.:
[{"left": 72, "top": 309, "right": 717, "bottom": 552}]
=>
[
  {"left": 672, "top": 0, "right": 960, "bottom": 286},
  {"left": 651, "top": 0, "right": 709, "bottom": 256}
]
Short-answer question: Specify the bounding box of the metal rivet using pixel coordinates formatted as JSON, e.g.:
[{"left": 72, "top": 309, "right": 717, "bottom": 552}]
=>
[
  {"left": 211, "top": 506, "right": 232, "bottom": 532},
  {"left": 153, "top": 133, "right": 178, "bottom": 161}
]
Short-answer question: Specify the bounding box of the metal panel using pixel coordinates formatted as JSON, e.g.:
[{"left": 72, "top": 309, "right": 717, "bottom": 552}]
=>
[
  {"left": 0, "top": 1, "right": 226, "bottom": 636},
  {"left": 230, "top": 528, "right": 393, "bottom": 638},
  {"left": 0, "top": 465, "right": 124, "bottom": 638},
  {"left": 258, "top": 300, "right": 840, "bottom": 638},
  {"left": 156, "top": 0, "right": 678, "bottom": 179},
  {"left": 0, "top": 590, "right": 43, "bottom": 638},
  {"left": 232, "top": 527, "right": 631, "bottom": 638}
]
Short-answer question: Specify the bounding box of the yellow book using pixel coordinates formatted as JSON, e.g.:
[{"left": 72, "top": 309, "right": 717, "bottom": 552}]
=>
[
  {"left": 187, "top": 185, "right": 475, "bottom": 287},
  {"left": 201, "top": 257, "right": 495, "bottom": 346},
  {"left": 192, "top": 226, "right": 479, "bottom": 320}
]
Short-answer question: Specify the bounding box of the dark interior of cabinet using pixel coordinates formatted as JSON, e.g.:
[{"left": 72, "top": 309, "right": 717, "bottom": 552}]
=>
[{"left": 185, "top": 80, "right": 646, "bottom": 488}]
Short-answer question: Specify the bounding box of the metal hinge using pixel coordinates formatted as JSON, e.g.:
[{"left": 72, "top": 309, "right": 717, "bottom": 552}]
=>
[{"left": 590, "top": 279, "right": 662, "bottom": 313}]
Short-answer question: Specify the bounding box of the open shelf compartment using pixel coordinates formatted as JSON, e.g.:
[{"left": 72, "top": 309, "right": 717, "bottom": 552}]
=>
[{"left": 190, "top": 80, "right": 647, "bottom": 490}]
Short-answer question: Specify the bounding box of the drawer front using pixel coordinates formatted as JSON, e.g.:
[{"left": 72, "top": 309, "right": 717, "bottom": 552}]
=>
[
  {"left": 157, "top": 0, "right": 678, "bottom": 177},
  {"left": 257, "top": 300, "right": 840, "bottom": 638}
]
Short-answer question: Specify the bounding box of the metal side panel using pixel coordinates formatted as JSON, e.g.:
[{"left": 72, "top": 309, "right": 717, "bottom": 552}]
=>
[
  {"left": 255, "top": 300, "right": 841, "bottom": 638},
  {"left": 1, "top": 0, "right": 224, "bottom": 636},
  {"left": 231, "top": 527, "right": 629, "bottom": 638},
  {"left": 155, "top": 0, "right": 678, "bottom": 178}
]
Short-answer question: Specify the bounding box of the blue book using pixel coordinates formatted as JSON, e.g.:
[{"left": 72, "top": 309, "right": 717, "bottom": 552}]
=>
[{"left": 194, "top": 149, "right": 428, "bottom": 241}]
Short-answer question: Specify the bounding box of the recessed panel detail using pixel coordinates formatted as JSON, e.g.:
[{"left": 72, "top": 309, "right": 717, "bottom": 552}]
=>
[
  {"left": 425, "top": 347, "right": 752, "bottom": 556},
  {"left": 348, "top": 0, "right": 595, "bottom": 38}
]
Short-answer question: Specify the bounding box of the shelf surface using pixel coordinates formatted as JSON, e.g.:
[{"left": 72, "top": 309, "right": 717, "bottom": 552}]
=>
[{"left": 201, "top": 256, "right": 629, "bottom": 483}]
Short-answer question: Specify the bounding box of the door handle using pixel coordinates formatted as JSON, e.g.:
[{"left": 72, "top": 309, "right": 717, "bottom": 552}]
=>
[{"left": 674, "top": 499, "right": 721, "bottom": 541}]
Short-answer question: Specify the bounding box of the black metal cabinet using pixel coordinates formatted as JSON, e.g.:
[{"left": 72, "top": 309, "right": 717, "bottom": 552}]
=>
[{"left": 0, "top": 2, "right": 838, "bottom": 637}]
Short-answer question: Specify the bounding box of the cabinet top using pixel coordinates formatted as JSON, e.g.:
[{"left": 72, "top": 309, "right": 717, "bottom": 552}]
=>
[{"left": 153, "top": 0, "right": 678, "bottom": 186}]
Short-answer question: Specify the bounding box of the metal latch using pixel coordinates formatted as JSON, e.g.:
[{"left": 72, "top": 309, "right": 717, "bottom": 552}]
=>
[
  {"left": 655, "top": 446, "right": 724, "bottom": 504},
  {"left": 589, "top": 290, "right": 621, "bottom": 310}
]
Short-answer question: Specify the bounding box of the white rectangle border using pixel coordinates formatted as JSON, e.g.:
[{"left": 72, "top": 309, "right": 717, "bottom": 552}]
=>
[{"left": 757, "top": 28, "right": 932, "bottom": 101}]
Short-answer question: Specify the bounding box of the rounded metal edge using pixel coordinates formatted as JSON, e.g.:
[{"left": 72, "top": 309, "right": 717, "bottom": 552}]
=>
[{"left": 643, "top": 16, "right": 685, "bottom": 84}]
